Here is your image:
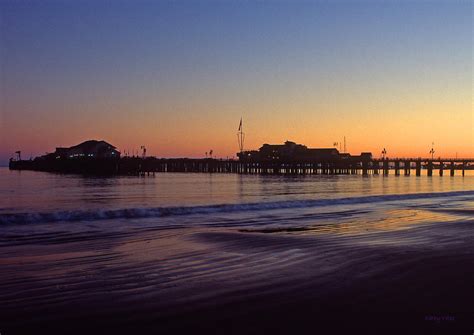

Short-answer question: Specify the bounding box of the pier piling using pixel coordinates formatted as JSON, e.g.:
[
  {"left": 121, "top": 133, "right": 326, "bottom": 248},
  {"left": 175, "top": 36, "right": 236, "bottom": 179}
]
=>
[
  {"left": 416, "top": 160, "right": 421, "bottom": 176},
  {"left": 427, "top": 161, "right": 433, "bottom": 177}
]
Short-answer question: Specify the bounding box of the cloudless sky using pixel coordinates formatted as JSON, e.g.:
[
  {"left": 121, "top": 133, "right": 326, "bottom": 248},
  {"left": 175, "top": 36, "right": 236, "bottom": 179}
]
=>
[{"left": 0, "top": 0, "right": 472, "bottom": 163}]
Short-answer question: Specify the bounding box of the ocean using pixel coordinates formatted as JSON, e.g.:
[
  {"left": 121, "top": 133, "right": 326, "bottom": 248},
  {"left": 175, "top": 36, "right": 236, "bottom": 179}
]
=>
[{"left": 1, "top": 167, "right": 473, "bottom": 334}]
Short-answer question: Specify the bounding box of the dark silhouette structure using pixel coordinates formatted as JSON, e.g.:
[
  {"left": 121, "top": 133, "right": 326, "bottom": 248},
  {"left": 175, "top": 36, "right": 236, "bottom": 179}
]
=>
[
  {"left": 9, "top": 140, "right": 120, "bottom": 174},
  {"left": 8, "top": 139, "right": 474, "bottom": 176},
  {"left": 50, "top": 140, "right": 120, "bottom": 159},
  {"left": 237, "top": 140, "right": 371, "bottom": 162}
]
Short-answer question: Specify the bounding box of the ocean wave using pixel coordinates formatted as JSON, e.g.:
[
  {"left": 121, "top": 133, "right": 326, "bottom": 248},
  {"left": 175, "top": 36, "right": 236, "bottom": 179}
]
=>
[{"left": 1, "top": 190, "right": 473, "bottom": 225}]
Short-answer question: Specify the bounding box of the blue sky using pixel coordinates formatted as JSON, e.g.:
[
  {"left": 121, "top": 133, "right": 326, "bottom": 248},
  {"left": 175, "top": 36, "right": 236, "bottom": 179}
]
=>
[{"left": 1, "top": 0, "right": 472, "bottom": 163}]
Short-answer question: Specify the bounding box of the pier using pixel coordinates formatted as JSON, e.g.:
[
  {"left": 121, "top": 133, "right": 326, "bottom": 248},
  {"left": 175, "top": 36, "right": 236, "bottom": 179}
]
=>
[
  {"left": 9, "top": 156, "right": 474, "bottom": 176},
  {"left": 8, "top": 139, "right": 474, "bottom": 176},
  {"left": 127, "top": 157, "right": 473, "bottom": 176}
]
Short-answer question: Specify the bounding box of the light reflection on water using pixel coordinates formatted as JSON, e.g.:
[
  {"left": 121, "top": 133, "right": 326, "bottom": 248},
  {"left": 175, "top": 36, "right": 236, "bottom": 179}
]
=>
[
  {"left": 1, "top": 167, "right": 473, "bottom": 212},
  {"left": 0, "top": 167, "right": 473, "bottom": 239},
  {"left": 1, "top": 168, "right": 473, "bottom": 325}
]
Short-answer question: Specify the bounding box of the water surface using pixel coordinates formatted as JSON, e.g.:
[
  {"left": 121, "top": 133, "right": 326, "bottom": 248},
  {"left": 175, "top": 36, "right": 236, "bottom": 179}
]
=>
[{"left": 0, "top": 168, "right": 473, "bottom": 334}]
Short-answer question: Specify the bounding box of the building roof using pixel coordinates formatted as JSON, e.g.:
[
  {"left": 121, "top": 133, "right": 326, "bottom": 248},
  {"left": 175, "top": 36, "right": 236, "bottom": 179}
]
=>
[{"left": 68, "top": 140, "right": 116, "bottom": 151}]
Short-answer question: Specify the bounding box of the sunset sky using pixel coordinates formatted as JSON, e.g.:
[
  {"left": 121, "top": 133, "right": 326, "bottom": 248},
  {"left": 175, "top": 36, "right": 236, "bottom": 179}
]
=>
[{"left": 1, "top": 0, "right": 472, "bottom": 164}]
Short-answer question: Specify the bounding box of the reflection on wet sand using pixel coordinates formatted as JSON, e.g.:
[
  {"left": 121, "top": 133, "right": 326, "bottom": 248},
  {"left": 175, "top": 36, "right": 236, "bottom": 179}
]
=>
[
  {"left": 2, "top": 205, "right": 472, "bottom": 334},
  {"left": 239, "top": 208, "right": 457, "bottom": 235}
]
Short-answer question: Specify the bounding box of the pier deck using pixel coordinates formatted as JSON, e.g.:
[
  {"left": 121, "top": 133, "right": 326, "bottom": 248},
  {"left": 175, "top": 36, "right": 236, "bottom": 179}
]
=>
[{"left": 9, "top": 157, "right": 474, "bottom": 176}]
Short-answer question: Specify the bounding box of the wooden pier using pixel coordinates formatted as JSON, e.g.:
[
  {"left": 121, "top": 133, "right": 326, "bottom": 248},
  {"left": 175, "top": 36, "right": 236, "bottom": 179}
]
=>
[
  {"left": 9, "top": 156, "right": 474, "bottom": 176},
  {"left": 117, "top": 157, "right": 474, "bottom": 176}
]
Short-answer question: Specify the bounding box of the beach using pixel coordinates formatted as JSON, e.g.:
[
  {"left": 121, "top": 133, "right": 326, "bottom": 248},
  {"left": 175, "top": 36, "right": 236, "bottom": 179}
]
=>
[
  {"left": 2, "top": 1, "right": 472, "bottom": 333},
  {"left": 0, "top": 169, "right": 473, "bottom": 334}
]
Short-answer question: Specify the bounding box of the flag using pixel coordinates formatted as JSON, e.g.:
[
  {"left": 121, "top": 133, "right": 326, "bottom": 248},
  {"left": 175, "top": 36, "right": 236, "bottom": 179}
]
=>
[{"left": 238, "top": 118, "right": 242, "bottom": 131}]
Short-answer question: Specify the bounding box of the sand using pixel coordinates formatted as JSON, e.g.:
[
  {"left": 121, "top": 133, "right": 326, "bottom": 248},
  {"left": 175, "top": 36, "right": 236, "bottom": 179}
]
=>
[{"left": 0, "top": 210, "right": 473, "bottom": 334}]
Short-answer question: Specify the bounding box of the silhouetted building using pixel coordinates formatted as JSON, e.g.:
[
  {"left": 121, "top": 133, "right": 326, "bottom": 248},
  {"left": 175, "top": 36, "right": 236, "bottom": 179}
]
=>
[
  {"left": 303, "top": 148, "right": 340, "bottom": 160},
  {"left": 350, "top": 152, "right": 373, "bottom": 161},
  {"left": 51, "top": 140, "right": 120, "bottom": 159},
  {"left": 237, "top": 140, "right": 371, "bottom": 162},
  {"left": 259, "top": 141, "right": 307, "bottom": 160}
]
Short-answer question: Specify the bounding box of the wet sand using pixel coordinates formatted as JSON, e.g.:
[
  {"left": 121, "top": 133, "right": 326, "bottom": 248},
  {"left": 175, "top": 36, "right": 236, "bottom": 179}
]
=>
[{"left": 1, "top": 210, "right": 473, "bottom": 334}]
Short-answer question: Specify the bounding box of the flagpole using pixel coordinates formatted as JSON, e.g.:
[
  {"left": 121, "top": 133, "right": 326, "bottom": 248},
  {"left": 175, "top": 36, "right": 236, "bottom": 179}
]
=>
[{"left": 237, "top": 117, "right": 244, "bottom": 154}]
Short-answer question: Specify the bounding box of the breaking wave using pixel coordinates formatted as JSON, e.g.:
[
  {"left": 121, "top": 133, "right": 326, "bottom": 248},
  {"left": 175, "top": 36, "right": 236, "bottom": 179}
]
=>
[{"left": 1, "top": 190, "right": 473, "bottom": 225}]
